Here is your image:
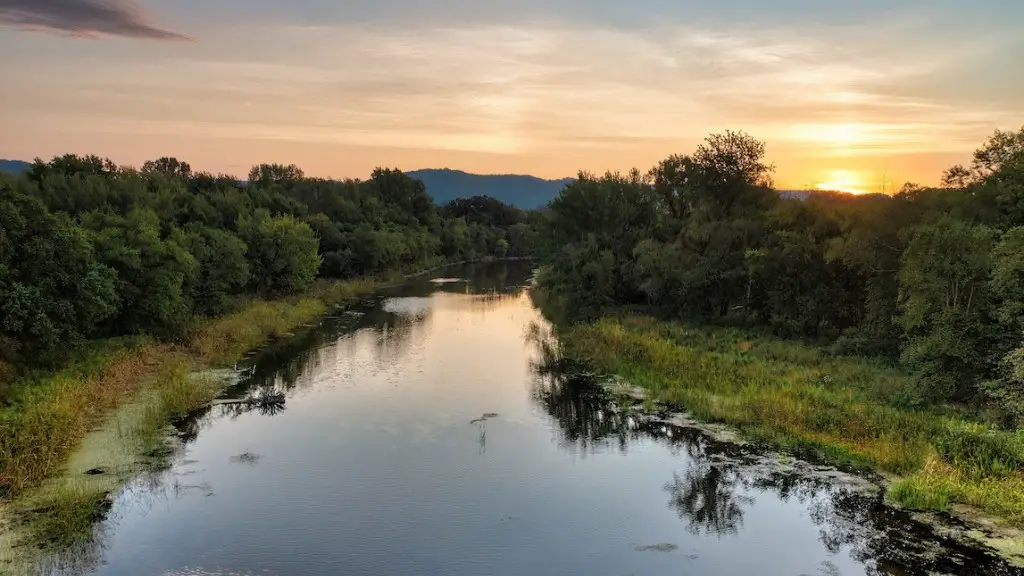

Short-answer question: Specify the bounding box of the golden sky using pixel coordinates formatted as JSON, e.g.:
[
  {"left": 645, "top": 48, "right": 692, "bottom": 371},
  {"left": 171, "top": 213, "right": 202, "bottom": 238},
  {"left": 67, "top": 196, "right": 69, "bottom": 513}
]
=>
[{"left": 1, "top": 1, "right": 1022, "bottom": 193}]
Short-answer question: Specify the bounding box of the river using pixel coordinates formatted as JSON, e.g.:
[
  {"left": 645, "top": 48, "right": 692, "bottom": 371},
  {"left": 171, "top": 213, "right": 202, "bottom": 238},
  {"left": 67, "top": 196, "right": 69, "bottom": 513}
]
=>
[{"left": 40, "top": 261, "right": 1020, "bottom": 575}]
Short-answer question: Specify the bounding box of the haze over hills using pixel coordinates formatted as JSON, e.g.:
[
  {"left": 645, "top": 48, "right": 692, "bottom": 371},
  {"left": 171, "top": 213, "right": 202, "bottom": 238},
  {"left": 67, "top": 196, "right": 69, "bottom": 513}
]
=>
[
  {"left": 406, "top": 169, "right": 574, "bottom": 209},
  {"left": 0, "top": 159, "right": 31, "bottom": 173}
]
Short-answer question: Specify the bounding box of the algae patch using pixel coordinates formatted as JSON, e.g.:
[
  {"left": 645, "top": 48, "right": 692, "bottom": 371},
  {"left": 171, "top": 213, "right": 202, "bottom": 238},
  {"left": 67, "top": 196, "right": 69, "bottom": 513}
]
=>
[
  {"left": 0, "top": 367, "right": 239, "bottom": 573},
  {"left": 633, "top": 543, "right": 678, "bottom": 553}
]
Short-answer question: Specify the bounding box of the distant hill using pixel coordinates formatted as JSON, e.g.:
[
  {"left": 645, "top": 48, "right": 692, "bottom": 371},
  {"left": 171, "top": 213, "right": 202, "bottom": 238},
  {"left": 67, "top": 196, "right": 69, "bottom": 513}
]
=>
[
  {"left": 0, "top": 159, "right": 31, "bottom": 173},
  {"left": 407, "top": 169, "right": 573, "bottom": 209},
  {"left": 779, "top": 189, "right": 812, "bottom": 200}
]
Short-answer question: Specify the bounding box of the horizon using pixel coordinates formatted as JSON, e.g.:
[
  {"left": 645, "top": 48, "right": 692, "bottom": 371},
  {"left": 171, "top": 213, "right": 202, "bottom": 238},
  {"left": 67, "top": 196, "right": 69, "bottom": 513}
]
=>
[
  {"left": 1, "top": 1, "right": 1021, "bottom": 194},
  {"left": 0, "top": 158, "right": 881, "bottom": 193}
]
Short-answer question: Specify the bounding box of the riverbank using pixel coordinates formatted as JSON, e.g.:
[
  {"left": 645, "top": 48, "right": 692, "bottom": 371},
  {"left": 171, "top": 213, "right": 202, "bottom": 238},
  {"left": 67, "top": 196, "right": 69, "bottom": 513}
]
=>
[
  {"left": 0, "top": 275, "right": 383, "bottom": 571},
  {"left": 551, "top": 315, "right": 1024, "bottom": 534}
]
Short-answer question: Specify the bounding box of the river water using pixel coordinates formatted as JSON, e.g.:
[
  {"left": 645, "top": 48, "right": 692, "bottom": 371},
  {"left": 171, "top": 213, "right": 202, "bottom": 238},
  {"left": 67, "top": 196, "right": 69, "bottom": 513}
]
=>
[{"left": 47, "top": 261, "right": 1019, "bottom": 575}]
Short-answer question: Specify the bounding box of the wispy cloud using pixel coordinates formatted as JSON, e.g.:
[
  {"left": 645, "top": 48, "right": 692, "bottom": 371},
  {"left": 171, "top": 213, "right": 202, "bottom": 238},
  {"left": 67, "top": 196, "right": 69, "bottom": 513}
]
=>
[
  {"left": 3, "top": 15, "right": 1020, "bottom": 186},
  {"left": 0, "top": 0, "right": 189, "bottom": 40}
]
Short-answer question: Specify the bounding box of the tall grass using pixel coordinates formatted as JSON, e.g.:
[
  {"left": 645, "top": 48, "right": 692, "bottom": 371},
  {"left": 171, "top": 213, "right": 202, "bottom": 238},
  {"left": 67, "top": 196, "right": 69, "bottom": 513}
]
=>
[
  {"left": 4, "top": 355, "right": 221, "bottom": 556},
  {"left": 0, "top": 344, "right": 163, "bottom": 500},
  {"left": 189, "top": 298, "right": 327, "bottom": 366},
  {"left": 557, "top": 316, "right": 1024, "bottom": 526},
  {"left": 189, "top": 277, "right": 379, "bottom": 366},
  {"left": 1, "top": 275, "right": 382, "bottom": 557}
]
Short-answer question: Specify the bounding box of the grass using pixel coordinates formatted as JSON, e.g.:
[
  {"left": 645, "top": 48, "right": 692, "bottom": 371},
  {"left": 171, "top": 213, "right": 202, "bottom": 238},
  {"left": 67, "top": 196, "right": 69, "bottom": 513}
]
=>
[
  {"left": 189, "top": 277, "right": 379, "bottom": 366},
  {"left": 555, "top": 315, "right": 1024, "bottom": 527},
  {"left": 0, "top": 275, "right": 383, "bottom": 566},
  {"left": 0, "top": 355, "right": 221, "bottom": 567},
  {"left": 0, "top": 342, "right": 163, "bottom": 500}
]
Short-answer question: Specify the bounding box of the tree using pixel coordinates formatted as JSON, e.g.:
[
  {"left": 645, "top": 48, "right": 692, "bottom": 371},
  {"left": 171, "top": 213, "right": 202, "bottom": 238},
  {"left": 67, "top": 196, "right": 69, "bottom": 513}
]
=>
[
  {"left": 180, "top": 227, "right": 250, "bottom": 316},
  {"left": 942, "top": 127, "right": 1024, "bottom": 187},
  {"left": 0, "top": 183, "right": 120, "bottom": 362},
  {"left": 243, "top": 213, "right": 321, "bottom": 294},
  {"left": 142, "top": 157, "right": 192, "bottom": 180},
  {"left": 86, "top": 209, "right": 198, "bottom": 338},
  {"left": 248, "top": 163, "right": 305, "bottom": 186},
  {"left": 897, "top": 218, "right": 998, "bottom": 402}
]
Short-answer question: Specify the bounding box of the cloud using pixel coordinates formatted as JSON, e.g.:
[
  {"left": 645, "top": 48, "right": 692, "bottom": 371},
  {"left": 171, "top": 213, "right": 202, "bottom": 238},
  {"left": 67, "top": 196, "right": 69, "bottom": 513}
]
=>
[
  {"left": 6, "top": 15, "right": 1020, "bottom": 186},
  {"left": 0, "top": 0, "right": 189, "bottom": 40}
]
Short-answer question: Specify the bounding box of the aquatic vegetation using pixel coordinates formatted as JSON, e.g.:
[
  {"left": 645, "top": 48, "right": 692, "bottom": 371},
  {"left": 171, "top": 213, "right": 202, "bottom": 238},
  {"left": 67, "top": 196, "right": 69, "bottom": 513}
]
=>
[
  {"left": 633, "top": 543, "right": 679, "bottom": 553},
  {"left": 0, "top": 342, "right": 161, "bottom": 500},
  {"left": 229, "top": 451, "right": 263, "bottom": 466},
  {"left": 554, "top": 316, "right": 1024, "bottom": 527},
  {"left": 0, "top": 276, "right": 380, "bottom": 564}
]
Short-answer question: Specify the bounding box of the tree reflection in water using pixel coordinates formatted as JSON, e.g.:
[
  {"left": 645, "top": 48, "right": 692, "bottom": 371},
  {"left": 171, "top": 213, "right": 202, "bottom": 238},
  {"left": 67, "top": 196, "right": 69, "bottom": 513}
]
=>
[
  {"left": 664, "top": 463, "right": 754, "bottom": 537},
  {"left": 528, "top": 337, "right": 1021, "bottom": 575}
]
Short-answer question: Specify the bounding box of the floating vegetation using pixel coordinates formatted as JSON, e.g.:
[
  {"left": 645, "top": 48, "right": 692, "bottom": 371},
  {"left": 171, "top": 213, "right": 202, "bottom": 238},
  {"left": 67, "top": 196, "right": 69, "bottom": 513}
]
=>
[
  {"left": 229, "top": 452, "right": 262, "bottom": 466},
  {"left": 469, "top": 412, "right": 500, "bottom": 425},
  {"left": 213, "top": 390, "right": 286, "bottom": 417},
  {"left": 633, "top": 543, "right": 678, "bottom": 553}
]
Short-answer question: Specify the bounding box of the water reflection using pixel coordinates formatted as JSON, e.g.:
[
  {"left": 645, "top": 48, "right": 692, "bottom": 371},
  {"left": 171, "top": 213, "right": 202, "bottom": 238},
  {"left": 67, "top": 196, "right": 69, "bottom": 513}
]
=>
[
  {"left": 25, "top": 260, "right": 1022, "bottom": 576},
  {"left": 529, "top": 344, "right": 1020, "bottom": 575},
  {"left": 665, "top": 464, "right": 753, "bottom": 537}
]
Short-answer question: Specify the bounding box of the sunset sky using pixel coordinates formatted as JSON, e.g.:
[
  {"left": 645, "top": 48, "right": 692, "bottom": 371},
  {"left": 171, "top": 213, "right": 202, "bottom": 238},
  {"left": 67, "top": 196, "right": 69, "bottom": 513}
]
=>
[{"left": 1, "top": 1, "right": 1021, "bottom": 193}]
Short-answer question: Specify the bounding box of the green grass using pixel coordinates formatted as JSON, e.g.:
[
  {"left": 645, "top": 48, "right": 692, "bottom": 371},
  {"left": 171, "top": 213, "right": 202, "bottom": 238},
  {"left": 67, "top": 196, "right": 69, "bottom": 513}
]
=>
[
  {"left": 0, "top": 343, "right": 163, "bottom": 500},
  {"left": 1, "top": 275, "right": 384, "bottom": 564},
  {"left": 1, "top": 355, "right": 220, "bottom": 560},
  {"left": 189, "top": 277, "right": 379, "bottom": 366},
  {"left": 556, "top": 315, "right": 1024, "bottom": 527}
]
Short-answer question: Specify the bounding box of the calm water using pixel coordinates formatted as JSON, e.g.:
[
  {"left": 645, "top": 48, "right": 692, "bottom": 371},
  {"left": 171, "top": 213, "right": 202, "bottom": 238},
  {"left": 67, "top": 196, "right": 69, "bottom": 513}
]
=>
[{"left": 49, "top": 262, "right": 1019, "bottom": 575}]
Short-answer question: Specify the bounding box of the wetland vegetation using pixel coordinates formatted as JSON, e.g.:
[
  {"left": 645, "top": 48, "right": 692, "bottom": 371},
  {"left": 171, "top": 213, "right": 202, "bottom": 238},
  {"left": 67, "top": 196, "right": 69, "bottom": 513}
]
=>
[{"left": 532, "top": 127, "right": 1024, "bottom": 531}]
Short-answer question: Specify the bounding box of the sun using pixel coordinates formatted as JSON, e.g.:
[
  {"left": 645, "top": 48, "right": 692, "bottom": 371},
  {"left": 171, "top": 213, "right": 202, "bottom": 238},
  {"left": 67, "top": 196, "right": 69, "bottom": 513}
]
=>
[{"left": 814, "top": 169, "right": 869, "bottom": 195}]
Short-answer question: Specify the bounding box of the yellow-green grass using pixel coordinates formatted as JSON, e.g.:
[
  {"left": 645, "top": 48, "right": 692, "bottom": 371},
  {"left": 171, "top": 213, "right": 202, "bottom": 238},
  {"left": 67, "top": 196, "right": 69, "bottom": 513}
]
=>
[
  {"left": 556, "top": 316, "right": 1024, "bottom": 527},
  {"left": 0, "top": 342, "right": 165, "bottom": 500},
  {"left": 0, "top": 355, "right": 223, "bottom": 572},
  {"left": 189, "top": 276, "right": 379, "bottom": 366},
  {"left": 0, "top": 276, "right": 382, "bottom": 565}
]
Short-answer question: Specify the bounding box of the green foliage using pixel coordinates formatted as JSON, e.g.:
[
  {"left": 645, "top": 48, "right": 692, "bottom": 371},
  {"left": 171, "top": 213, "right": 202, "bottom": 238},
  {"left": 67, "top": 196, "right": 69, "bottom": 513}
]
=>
[
  {"left": 0, "top": 182, "right": 120, "bottom": 363},
  {"left": 1, "top": 155, "right": 535, "bottom": 376},
  {"left": 537, "top": 127, "right": 1024, "bottom": 414},
  {"left": 179, "top": 226, "right": 250, "bottom": 316},
  {"left": 552, "top": 316, "right": 1024, "bottom": 526},
  {"left": 935, "top": 425, "right": 1024, "bottom": 478},
  {"left": 85, "top": 209, "right": 199, "bottom": 339},
  {"left": 243, "top": 212, "right": 321, "bottom": 295},
  {"left": 896, "top": 218, "right": 998, "bottom": 402}
]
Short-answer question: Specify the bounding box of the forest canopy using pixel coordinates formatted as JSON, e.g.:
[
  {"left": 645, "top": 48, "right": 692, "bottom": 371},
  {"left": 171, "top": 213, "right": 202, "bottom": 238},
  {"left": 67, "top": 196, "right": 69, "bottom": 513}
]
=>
[
  {"left": 0, "top": 159, "right": 538, "bottom": 374},
  {"left": 534, "top": 127, "right": 1024, "bottom": 422}
]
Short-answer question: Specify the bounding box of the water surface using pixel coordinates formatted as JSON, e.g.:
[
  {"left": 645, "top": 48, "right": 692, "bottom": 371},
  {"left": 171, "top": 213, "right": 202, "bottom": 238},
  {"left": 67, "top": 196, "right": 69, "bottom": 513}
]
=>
[{"left": 50, "top": 262, "right": 1019, "bottom": 575}]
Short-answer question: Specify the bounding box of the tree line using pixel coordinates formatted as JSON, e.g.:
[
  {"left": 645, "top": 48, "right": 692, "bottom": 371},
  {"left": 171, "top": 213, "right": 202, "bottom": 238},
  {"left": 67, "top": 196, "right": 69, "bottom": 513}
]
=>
[
  {"left": 535, "top": 127, "right": 1024, "bottom": 422},
  {"left": 0, "top": 156, "right": 539, "bottom": 375}
]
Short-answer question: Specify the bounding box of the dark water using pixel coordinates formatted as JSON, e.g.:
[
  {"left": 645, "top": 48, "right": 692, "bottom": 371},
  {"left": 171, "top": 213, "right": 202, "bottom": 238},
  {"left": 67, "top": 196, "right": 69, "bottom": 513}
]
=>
[{"left": 51, "top": 262, "right": 1019, "bottom": 576}]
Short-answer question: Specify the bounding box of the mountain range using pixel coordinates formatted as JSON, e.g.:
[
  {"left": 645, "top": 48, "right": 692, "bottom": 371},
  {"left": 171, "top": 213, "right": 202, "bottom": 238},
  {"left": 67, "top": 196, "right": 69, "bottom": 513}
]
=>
[
  {"left": 406, "top": 169, "right": 573, "bottom": 209},
  {"left": 0, "top": 161, "right": 570, "bottom": 209},
  {"left": 0, "top": 159, "right": 30, "bottom": 173}
]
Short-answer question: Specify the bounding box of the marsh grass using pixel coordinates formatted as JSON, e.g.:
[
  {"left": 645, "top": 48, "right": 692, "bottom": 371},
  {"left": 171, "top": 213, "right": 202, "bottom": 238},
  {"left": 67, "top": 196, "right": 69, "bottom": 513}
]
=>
[
  {"left": 189, "top": 299, "right": 327, "bottom": 366},
  {"left": 189, "top": 277, "right": 379, "bottom": 366},
  {"left": 1, "top": 355, "right": 223, "bottom": 560},
  {"left": 22, "top": 482, "right": 111, "bottom": 547},
  {"left": 1, "top": 276, "right": 384, "bottom": 561},
  {"left": 558, "top": 316, "right": 1024, "bottom": 526},
  {"left": 0, "top": 343, "right": 163, "bottom": 500}
]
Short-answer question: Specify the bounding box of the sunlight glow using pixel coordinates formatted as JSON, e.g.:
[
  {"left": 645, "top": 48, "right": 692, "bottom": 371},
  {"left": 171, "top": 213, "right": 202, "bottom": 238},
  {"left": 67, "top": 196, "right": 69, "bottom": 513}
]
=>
[{"left": 814, "top": 169, "right": 870, "bottom": 195}]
